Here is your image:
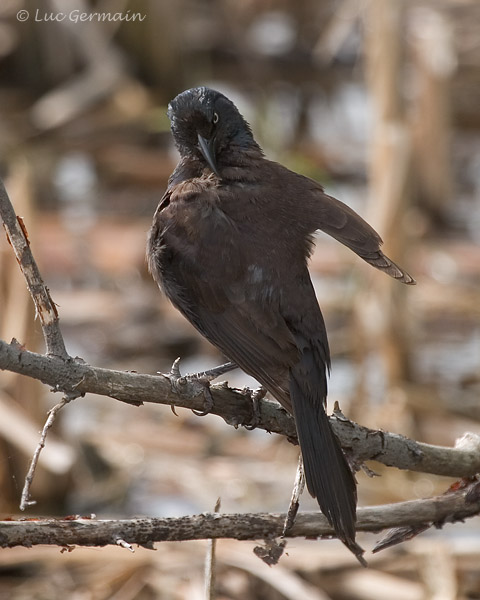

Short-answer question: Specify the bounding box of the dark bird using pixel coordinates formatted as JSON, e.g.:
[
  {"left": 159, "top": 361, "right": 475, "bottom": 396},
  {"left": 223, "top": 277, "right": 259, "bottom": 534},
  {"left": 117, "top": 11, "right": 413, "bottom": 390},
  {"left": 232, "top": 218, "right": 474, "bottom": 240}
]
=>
[{"left": 147, "top": 87, "right": 415, "bottom": 563}]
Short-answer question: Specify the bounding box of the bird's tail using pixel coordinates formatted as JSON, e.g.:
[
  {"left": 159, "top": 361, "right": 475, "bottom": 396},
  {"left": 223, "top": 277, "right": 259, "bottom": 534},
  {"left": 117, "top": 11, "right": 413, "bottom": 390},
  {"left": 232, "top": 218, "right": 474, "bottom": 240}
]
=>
[{"left": 289, "top": 352, "right": 366, "bottom": 566}]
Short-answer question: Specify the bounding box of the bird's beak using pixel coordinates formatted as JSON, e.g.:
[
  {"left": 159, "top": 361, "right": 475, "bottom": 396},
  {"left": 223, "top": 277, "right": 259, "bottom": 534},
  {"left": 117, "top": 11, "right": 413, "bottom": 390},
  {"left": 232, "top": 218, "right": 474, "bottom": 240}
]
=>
[{"left": 197, "top": 134, "right": 220, "bottom": 177}]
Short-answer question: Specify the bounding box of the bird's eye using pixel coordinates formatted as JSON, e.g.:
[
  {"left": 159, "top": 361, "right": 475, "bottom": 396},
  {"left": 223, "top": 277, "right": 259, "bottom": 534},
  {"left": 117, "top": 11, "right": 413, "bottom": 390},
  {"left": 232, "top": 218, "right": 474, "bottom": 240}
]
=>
[{"left": 212, "top": 112, "right": 219, "bottom": 124}]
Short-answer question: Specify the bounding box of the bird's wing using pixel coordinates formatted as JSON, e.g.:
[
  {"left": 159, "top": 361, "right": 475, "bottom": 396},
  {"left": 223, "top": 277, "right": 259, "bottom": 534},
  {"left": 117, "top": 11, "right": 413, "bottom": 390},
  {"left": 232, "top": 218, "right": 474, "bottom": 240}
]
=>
[
  {"left": 175, "top": 272, "right": 299, "bottom": 411},
  {"left": 310, "top": 190, "right": 415, "bottom": 284},
  {"left": 261, "top": 162, "right": 415, "bottom": 285}
]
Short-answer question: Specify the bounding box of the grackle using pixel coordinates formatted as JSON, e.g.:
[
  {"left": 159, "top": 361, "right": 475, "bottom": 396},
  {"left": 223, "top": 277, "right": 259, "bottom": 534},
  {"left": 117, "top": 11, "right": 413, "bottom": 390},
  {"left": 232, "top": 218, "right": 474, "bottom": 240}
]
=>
[{"left": 147, "top": 87, "right": 415, "bottom": 563}]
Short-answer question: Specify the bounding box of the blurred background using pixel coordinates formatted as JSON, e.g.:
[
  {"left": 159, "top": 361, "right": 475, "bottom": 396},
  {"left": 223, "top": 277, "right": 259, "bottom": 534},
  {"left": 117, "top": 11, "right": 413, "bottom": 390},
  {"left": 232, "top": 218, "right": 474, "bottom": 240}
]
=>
[{"left": 1, "top": 0, "right": 480, "bottom": 598}]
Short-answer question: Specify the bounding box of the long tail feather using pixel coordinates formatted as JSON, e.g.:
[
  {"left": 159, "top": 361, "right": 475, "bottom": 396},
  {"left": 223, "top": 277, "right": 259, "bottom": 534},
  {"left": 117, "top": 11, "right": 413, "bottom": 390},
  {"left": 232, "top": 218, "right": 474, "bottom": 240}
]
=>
[{"left": 289, "top": 352, "right": 366, "bottom": 565}]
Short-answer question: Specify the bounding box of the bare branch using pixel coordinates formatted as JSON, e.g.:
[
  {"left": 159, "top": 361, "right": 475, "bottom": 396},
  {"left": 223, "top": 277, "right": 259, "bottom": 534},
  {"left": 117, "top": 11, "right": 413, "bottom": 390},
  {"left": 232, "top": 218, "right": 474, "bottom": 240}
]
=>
[
  {"left": 1, "top": 478, "right": 479, "bottom": 549},
  {"left": 1, "top": 338, "right": 480, "bottom": 479},
  {"left": 0, "top": 180, "right": 68, "bottom": 359}
]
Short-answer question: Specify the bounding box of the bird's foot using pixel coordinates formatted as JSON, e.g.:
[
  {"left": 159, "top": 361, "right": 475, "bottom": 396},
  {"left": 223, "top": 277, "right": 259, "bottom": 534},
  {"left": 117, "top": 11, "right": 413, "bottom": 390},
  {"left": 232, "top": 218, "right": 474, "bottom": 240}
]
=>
[
  {"left": 167, "top": 358, "right": 237, "bottom": 416},
  {"left": 243, "top": 385, "right": 266, "bottom": 430}
]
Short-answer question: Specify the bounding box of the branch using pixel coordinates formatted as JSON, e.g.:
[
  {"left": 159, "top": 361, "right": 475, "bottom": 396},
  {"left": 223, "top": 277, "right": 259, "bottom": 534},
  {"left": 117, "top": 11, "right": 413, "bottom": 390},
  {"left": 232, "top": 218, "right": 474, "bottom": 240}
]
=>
[
  {"left": 1, "top": 338, "right": 480, "bottom": 479},
  {"left": 0, "top": 180, "right": 68, "bottom": 358},
  {"left": 1, "top": 478, "right": 479, "bottom": 549}
]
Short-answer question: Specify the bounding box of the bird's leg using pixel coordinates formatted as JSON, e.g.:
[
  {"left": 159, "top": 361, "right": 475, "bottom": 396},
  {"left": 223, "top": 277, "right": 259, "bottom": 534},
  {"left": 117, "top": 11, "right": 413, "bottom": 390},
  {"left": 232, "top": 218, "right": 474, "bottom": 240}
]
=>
[
  {"left": 189, "top": 361, "right": 238, "bottom": 382},
  {"left": 243, "top": 385, "right": 266, "bottom": 430},
  {"left": 282, "top": 453, "right": 306, "bottom": 536},
  {"left": 166, "top": 358, "right": 237, "bottom": 416}
]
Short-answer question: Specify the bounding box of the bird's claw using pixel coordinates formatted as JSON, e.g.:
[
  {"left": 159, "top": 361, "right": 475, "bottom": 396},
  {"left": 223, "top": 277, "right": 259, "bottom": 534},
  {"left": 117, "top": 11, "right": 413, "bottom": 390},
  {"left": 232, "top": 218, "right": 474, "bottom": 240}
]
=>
[
  {"left": 191, "top": 383, "right": 214, "bottom": 416},
  {"left": 243, "top": 385, "right": 266, "bottom": 430},
  {"left": 169, "top": 357, "right": 182, "bottom": 379},
  {"left": 166, "top": 358, "right": 236, "bottom": 417}
]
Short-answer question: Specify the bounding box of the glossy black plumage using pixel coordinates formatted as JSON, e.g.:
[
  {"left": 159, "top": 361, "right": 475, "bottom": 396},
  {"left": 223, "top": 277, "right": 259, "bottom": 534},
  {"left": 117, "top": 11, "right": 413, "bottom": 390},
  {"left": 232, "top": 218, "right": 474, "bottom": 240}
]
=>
[{"left": 147, "top": 87, "right": 415, "bottom": 562}]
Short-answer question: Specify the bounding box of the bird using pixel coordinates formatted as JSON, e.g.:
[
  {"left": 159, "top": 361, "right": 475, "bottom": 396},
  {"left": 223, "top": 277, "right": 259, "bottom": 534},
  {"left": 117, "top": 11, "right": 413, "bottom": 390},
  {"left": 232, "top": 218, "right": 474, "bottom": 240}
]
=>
[{"left": 147, "top": 87, "right": 415, "bottom": 563}]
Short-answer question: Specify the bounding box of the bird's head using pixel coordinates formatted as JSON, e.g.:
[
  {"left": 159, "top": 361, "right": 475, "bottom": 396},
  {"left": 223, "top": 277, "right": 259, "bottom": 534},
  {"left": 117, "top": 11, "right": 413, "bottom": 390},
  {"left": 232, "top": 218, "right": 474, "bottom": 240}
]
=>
[{"left": 167, "top": 87, "right": 259, "bottom": 176}]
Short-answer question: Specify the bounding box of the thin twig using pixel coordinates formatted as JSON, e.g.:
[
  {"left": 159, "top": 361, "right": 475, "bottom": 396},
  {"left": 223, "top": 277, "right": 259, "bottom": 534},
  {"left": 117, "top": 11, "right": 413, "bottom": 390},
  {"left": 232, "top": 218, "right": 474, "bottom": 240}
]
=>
[
  {"left": 205, "top": 498, "right": 221, "bottom": 600},
  {"left": 283, "top": 454, "right": 305, "bottom": 535},
  {"left": 0, "top": 179, "right": 68, "bottom": 358},
  {"left": 19, "top": 396, "right": 72, "bottom": 510}
]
